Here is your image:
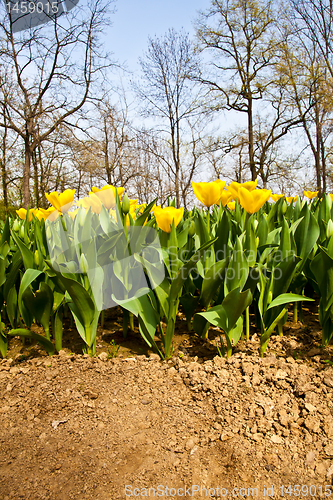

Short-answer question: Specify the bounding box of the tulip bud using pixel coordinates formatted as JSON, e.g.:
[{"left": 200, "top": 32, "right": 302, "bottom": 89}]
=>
[
  {"left": 46, "top": 225, "right": 52, "bottom": 240},
  {"left": 281, "top": 201, "right": 287, "bottom": 215},
  {"left": 254, "top": 219, "right": 258, "bottom": 230},
  {"left": 256, "top": 236, "right": 259, "bottom": 247},
  {"left": 267, "top": 291, "right": 273, "bottom": 304},
  {"left": 188, "top": 221, "right": 196, "bottom": 237},
  {"left": 20, "top": 226, "right": 25, "bottom": 239},
  {"left": 80, "top": 253, "right": 89, "bottom": 274},
  {"left": 78, "top": 207, "right": 86, "bottom": 227},
  {"left": 327, "top": 219, "right": 333, "bottom": 239},
  {"left": 12, "top": 219, "right": 20, "bottom": 232},
  {"left": 34, "top": 250, "right": 40, "bottom": 267},
  {"left": 122, "top": 193, "right": 130, "bottom": 215}
]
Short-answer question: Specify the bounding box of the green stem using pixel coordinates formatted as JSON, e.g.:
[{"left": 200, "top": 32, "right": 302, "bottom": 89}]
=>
[
  {"left": 245, "top": 306, "right": 250, "bottom": 340},
  {"left": 278, "top": 321, "right": 283, "bottom": 337},
  {"left": 129, "top": 312, "right": 134, "bottom": 331},
  {"left": 54, "top": 309, "right": 63, "bottom": 353},
  {"left": 44, "top": 325, "right": 50, "bottom": 341},
  {"left": 299, "top": 301, "right": 303, "bottom": 323},
  {"left": 206, "top": 208, "right": 210, "bottom": 234},
  {"left": 159, "top": 321, "right": 165, "bottom": 346},
  {"left": 123, "top": 309, "right": 129, "bottom": 339},
  {"left": 293, "top": 302, "right": 298, "bottom": 323}
]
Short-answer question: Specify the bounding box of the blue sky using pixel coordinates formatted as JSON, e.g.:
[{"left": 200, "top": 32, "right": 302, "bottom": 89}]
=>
[{"left": 107, "top": 0, "right": 211, "bottom": 72}]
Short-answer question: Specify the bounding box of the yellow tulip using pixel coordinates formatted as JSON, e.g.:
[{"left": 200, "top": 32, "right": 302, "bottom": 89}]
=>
[
  {"left": 37, "top": 207, "right": 59, "bottom": 220},
  {"left": 33, "top": 209, "right": 45, "bottom": 221},
  {"left": 77, "top": 193, "right": 102, "bottom": 214},
  {"left": 45, "top": 189, "right": 75, "bottom": 213},
  {"left": 89, "top": 188, "right": 116, "bottom": 210},
  {"left": 329, "top": 194, "right": 333, "bottom": 201},
  {"left": 226, "top": 179, "right": 257, "bottom": 201},
  {"left": 154, "top": 206, "right": 184, "bottom": 233},
  {"left": 129, "top": 198, "right": 139, "bottom": 209},
  {"left": 91, "top": 185, "right": 125, "bottom": 200},
  {"left": 227, "top": 201, "right": 236, "bottom": 210},
  {"left": 67, "top": 208, "right": 80, "bottom": 220},
  {"left": 219, "top": 191, "right": 233, "bottom": 206},
  {"left": 285, "top": 196, "right": 298, "bottom": 203},
  {"left": 271, "top": 194, "right": 284, "bottom": 202},
  {"left": 192, "top": 179, "right": 226, "bottom": 207},
  {"left": 239, "top": 187, "right": 271, "bottom": 214},
  {"left": 16, "top": 208, "right": 32, "bottom": 221},
  {"left": 303, "top": 190, "right": 319, "bottom": 199}
]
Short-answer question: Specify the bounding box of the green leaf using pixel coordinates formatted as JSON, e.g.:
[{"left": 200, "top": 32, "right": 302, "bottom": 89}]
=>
[
  {"left": 8, "top": 328, "right": 55, "bottom": 356},
  {"left": 200, "top": 258, "right": 228, "bottom": 309},
  {"left": 11, "top": 230, "right": 34, "bottom": 270},
  {"left": 267, "top": 293, "right": 314, "bottom": 310}
]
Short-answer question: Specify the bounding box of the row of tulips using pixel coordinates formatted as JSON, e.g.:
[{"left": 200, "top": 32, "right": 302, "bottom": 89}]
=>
[{"left": 0, "top": 180, "right": 332, "bottom": 360}]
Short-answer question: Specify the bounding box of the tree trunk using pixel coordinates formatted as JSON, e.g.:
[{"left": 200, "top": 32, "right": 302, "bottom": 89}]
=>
[
  {"left": 315, "top": 110, "right": 322, "bottom": 193},
  {"left": 247, "top": 97, "right": 256, "bottom": 181},
  {"left": 1, "top": 114, "right": 8, "bottom": 212},
  {"left": 23, "top": 138, "right": 31, "bottom": 208},
  {"left": 33, "top": 148, "right": 39, "bottom": 207}
]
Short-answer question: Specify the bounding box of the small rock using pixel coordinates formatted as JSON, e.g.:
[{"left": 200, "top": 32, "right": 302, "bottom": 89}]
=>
[
  {"left": 98, "top": 352, "right": 108, "bottom": 362},
  {"left": 307, "top": 348, "right": 321, "bottom": 357},
  {"left": 323, "top": 377, "right": 333, "bottom": 388},
  {"left": 304, "top": 416, "right": 321, "bottom": 433},
  {"left": 168, "top": 367, "right": 177, "bottom": 376},
  {"left": 306, "top": 450, "right": 317, "bottom": 466},
  {"left": 325, "top": 445, "right": 333, "bottom": 456},
  {"left": 271, "top": 434, "right": 283, "bottom": 444},
  {"left": 327, "top": 463, "right": 333, "bottom": 478},
  {"left": 185, "top": 438, "right": 197, "bottom": 451},
  {"left": 304, "top": 403, "right": 317, "bottom": 412},
  {"left": 149, "top": 354, "right": 160, "bottom": 361},
  {"left": 315, "top": 462, "right": 327, "bottom": 476}
]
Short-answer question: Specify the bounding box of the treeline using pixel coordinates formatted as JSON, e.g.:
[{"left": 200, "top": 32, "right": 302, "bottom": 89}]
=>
[{"left": 1, "top": 0, "right": 333, "bottom": 209}]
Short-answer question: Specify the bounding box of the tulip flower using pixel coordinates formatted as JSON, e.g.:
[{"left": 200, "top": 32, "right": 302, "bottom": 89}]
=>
[
  {"left": 239, "top": 187, "right": 271, "bottom": 214},
  {"left": 33, "top": 209, "right": 45, "bottom": 221},
  {"left": 77, "top": 193, "right": 102, "bottom": 214},
  {"left": 285, "top": 196, "right": 298, "bottom": 203},
  {"left": 67, "top": 208, "right": 80, "bottom": 221},
  {"left": 37, "top": 207, "right": 59, "bottom": 221},
  {"left": 227, "top": 201, "right": 236, "bottom": 210},
  {"left": 226, "top": 179, "right": 258, "bottom": 201},
  {"left": 45, "top": 189, "right": 75, "bottom": 213},
  {"left": 303, "top": 190, "right": 319, "bottom": 199},
  {"left": 271, "top": 194, "right": 284, "bottom": 202},
  {"left": 154, "top": 206, "right": 184, "bottom": 233},
  {"left": 219, "top": 191, "right": 233, "bottom": 206},
  {"left": 89, "top": 188, "right": 116, "bottom": 210},
  {"left": 16, "top": 208, "right": 33, "bottom": 221},
  {"left": 91, "top": 185, "right": 125, "bottom": 200},
  {"left": 192, "top": 179, "right": 226, "bottom": 207}
]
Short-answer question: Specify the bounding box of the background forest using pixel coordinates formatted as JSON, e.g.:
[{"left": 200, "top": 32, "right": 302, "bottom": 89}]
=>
[{"left": 1, "top": 0, "right": 333, "bottom": 211}]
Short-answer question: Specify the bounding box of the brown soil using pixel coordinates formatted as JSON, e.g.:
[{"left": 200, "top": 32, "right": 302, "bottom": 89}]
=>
[{"left": 1, "top": 304, "right": 333, "bottom": 500}]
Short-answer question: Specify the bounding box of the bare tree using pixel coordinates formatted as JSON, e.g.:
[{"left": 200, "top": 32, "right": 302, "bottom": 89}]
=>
[
  {"left": 135, "top": 28, "right": 207, "bottom": 207},
  {"left": 195, "top": 0, "right": 282, "bottom": 180},
  {"left": 0, "top": 0, "right": 113, "bottom": 207}
]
